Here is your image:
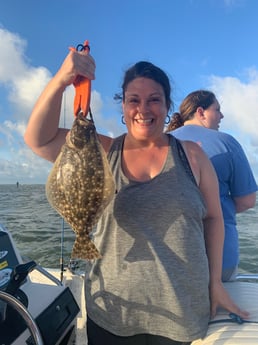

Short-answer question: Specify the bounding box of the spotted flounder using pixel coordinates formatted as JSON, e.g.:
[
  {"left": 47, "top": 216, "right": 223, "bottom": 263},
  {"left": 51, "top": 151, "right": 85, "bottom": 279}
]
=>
[{"left": 46, "top": 113, "right": 115, "bottom": 260}]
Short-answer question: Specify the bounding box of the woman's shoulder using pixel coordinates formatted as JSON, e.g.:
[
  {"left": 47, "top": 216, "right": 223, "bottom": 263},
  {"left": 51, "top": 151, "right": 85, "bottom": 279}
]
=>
[
  {"left": 216, "top": 131, "right": 244, "bottom": 152},
  {"left": 177, "top": 138, "right": 204, "bottom": 155},
  {"left": 98, "top": 134, "right": 113, "bottom": 153},
  {"left": 99, "top": 133, "right": 126, "bottom": 153},
  {"left": 178, "top": 139, "right": 211, "bottom": 178}
]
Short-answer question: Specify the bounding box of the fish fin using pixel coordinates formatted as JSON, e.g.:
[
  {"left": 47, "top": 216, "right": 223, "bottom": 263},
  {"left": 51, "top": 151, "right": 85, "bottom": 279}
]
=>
[{"left": 71, "top": 236, "right": 101, "bottom": 260}]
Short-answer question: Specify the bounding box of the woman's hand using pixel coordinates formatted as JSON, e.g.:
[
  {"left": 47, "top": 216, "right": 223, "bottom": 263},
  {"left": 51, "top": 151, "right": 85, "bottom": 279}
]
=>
[
  {"left": 209, "top": 280, "right": 250, "bottom": 319},
  {"left": 54, "top": 49, "right": 96, "bottom": 89}
]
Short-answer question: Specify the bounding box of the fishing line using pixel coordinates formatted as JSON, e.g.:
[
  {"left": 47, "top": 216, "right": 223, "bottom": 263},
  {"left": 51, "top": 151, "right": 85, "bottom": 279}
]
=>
[{"left": 59, "top": 90, "right": 66, "bottom": 283}]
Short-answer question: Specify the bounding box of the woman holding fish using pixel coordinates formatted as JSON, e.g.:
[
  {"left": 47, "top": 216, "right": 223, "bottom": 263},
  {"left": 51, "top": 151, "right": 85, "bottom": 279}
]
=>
[{"left": 24, "top": 48, "right": 249, "bottom": 345}]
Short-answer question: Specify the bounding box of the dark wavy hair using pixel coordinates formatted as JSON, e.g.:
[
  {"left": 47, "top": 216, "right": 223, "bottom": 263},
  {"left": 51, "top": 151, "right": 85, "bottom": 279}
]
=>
[{"left": 114, "top": 61, "right": 173, "bottom": 112}]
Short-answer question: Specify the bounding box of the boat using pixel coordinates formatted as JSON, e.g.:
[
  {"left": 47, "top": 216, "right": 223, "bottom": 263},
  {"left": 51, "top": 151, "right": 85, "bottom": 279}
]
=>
[
  {"left": 192, "top": 274, "right": 258, "bottom": 345},
  {"left": 0, "top": 222, "right": 258, "bottom": 345},
  {"left": 0, "top": 223, "right": 86, "bottom": 345}
]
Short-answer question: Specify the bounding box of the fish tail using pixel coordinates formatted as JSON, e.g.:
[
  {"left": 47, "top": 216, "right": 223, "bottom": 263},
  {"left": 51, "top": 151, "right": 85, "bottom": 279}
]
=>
[{"left": 71, "top": 237, "right": 101, "bottom": 260}]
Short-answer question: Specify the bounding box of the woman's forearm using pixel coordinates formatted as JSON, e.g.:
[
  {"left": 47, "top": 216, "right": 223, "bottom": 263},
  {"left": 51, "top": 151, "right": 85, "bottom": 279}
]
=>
[{"left": 204, "top": 217, "right": 224, "bottom": 283}]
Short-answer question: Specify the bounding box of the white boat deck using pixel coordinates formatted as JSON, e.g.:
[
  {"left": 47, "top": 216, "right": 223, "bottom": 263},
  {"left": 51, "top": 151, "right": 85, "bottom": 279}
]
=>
[{"left": 192, "top": 278, "right": 258, "bottom": 345}]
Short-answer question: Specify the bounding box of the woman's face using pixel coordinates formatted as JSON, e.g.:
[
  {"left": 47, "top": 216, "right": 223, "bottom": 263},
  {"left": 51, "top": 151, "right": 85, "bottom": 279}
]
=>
[
  {"left": 201, "top": 99, "right": 224, "bottom": 130},
  {"left": 122, "top": 77, "right": 168, "bottom": 140}
]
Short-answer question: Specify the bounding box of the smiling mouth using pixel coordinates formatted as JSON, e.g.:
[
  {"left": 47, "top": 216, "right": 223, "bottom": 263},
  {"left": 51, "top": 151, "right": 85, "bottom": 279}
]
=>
[{"left": 135, "top": 119, "right": 153, "bottom": 124}]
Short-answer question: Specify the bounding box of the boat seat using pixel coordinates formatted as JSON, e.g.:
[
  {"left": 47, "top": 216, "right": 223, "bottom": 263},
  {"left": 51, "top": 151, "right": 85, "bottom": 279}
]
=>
[{"left": 192, "top": 280, "right": 258, "bottom": 345}]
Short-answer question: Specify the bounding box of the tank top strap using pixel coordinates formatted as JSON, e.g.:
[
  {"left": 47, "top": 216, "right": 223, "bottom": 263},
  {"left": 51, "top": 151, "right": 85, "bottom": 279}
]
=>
[{"left": 170, "top": 135, "right": 197, "bottom": 186}]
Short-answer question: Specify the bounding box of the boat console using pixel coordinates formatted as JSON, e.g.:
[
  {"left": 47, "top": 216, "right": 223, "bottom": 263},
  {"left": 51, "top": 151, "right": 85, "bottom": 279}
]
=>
[{"left": 0, "top": 223, "right": 80, "bottom": 345}]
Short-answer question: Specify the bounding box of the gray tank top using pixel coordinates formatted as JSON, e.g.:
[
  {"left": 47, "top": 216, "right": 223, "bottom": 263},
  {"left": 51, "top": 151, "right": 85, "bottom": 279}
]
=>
[{"left": 85, "top": 134, "right": 210, "bottom": 342}]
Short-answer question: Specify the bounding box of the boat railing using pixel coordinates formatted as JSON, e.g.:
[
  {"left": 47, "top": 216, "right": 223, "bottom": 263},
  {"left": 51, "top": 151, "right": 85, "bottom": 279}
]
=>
[
  {"left": 235, "top": 273, "right": 258, "bottom": 282},
  {"left": 34, "top": 264, "right": 63, "bottom": 286},
  {"left": 22, "top": 256, "right": 63, "bottom": 286}
]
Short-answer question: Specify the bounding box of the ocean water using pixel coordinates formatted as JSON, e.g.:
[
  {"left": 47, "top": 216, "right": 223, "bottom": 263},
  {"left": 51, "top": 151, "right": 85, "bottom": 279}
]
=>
[
  {"left": 0, "top": 184, "right": 257, "bottom": 274},
  {"left": 0, "top": 184, "right": 75, "bottom": 268}
]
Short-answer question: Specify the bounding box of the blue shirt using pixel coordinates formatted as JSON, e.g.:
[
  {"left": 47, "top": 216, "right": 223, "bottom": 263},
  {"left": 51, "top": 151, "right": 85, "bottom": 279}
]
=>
[{"left": 172, "top": 125, "right": 257, "bottom": 271}]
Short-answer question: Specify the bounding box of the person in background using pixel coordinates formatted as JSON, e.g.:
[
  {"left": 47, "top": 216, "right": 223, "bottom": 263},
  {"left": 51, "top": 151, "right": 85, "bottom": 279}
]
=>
[
  {"left": 167, "top": 90, "right": 257, "bottom": 282},
  {"left": 24, "top": 50, "right": 248, "bottom": 345}
]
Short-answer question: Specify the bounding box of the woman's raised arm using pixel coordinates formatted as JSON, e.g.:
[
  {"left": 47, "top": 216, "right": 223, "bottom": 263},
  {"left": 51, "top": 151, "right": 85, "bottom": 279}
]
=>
[{"left": 24, "top": 50, "right": 96, "bottom": 162}]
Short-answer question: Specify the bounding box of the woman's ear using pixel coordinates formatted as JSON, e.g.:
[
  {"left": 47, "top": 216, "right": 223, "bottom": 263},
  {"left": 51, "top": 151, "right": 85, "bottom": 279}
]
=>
[{"left": 196, "top": 106, "right": 205, "bottom": 119}]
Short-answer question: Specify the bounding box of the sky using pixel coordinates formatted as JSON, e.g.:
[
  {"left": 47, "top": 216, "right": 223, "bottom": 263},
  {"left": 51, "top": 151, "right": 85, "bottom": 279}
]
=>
[{"left": 1, "top": 0, "right": 258, "bottom": 184}]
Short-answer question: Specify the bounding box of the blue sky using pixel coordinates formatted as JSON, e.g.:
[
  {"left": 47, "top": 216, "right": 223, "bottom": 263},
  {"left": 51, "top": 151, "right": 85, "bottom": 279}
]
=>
[{"left": 1, "top": 0, "right": 258, "bottom": 184}]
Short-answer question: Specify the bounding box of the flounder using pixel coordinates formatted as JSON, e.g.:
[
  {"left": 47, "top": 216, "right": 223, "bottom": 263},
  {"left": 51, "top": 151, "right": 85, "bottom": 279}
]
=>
[{"left": 46, "top": 113, "right": 115, "bottom": 260}]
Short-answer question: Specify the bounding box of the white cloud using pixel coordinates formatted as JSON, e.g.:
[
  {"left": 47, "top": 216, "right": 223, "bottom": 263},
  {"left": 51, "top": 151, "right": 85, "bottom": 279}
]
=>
[
  {"left": 3, "top": 120, "right": 26, "bottom": 139},
  {"left": 208, "top": 68, "right": 258, "bottom": 137},
  {"left": 10, "top": 67, "right": 52, "bottom": 116},
  {"left": 0, "top": 27, "right": 122, "bottom": 184},
  {"left": 0, "top": 26, "right": 257, "bottom": 184},
  {"left": 0, "top": 27, "right": 27, "bottom": 82},
  {"left": 0, "top": 28, "right": 51, "bottom": 117},
  {"left": 0, "top": 149, "right": 53, "bottom": 184},
  {"left": 207, "top": 69, "right": 258, "bottom": 180}
]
